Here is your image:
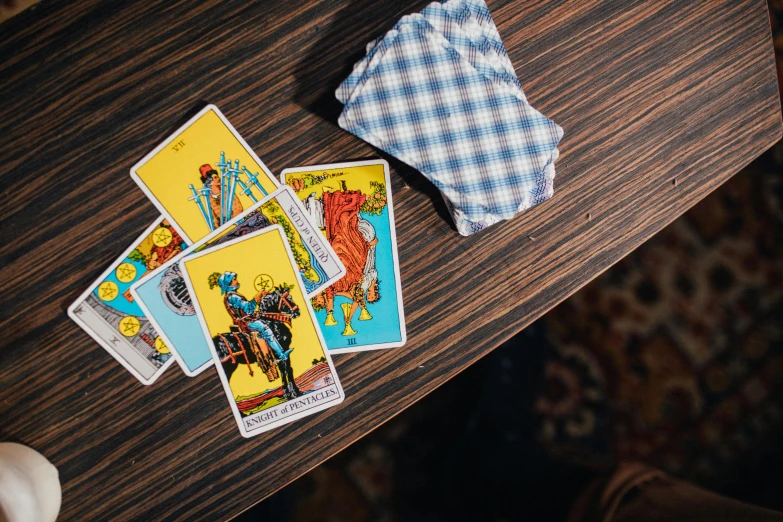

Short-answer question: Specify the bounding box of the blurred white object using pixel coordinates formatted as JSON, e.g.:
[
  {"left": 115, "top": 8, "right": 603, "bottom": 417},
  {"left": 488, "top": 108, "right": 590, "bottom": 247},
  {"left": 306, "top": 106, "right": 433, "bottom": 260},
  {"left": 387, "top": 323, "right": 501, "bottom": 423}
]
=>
[{"left": 0, "top": 443, "right": 61, "bottom": 522}]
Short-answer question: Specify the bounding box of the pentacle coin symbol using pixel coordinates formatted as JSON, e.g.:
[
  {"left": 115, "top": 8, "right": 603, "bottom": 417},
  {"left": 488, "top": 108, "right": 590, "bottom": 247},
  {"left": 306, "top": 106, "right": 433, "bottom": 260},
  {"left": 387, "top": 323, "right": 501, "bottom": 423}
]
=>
[
  {"left": 98, "top": 281, "right": 119, "bottom": 301},
  {"left": 154, "top": 337, "right": 170, "bottom": 354},
  {"left": 119, "top": 316, "right": 141, "bottom": 337},
  {"left": 254, "top": 274, "right": 274, "bottom": 293},
  {"left": 115, "top": 262, "right": 137, "bottom": 283},
  {"left": 152, "top": 227, "right": 173, "bottom": 247}
]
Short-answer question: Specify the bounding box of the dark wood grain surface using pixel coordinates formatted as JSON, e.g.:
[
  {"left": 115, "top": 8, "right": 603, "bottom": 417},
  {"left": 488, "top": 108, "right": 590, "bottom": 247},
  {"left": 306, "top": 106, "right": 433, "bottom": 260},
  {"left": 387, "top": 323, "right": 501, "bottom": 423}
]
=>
[{"left": 1, "top": 0, "right": 780, "bottom": 520}]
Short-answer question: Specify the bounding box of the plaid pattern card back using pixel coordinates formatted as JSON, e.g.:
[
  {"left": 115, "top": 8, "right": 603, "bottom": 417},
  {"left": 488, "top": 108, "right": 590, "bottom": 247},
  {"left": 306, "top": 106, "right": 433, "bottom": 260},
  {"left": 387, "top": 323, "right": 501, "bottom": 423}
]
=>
[{"left": 336, "top": 0, "right": 563, "bottom": 235}]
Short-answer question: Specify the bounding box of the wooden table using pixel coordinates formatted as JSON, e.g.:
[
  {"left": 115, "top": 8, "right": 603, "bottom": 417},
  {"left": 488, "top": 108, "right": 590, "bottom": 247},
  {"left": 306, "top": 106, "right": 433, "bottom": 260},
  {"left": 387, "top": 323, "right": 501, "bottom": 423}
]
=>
[{"left": 1, "top": 0, "right": 780, "bottom": 520}]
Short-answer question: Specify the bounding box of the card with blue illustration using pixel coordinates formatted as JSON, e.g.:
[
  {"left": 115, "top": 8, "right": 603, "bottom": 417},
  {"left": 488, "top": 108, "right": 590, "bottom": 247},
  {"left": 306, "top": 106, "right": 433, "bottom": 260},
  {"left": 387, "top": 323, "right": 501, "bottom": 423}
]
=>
[
  {"left": 281, "top": 160, "right": 406, "bottom": 353},
  {"left": 67, "top": 218, "right": 187, "bottom": 384},
  {"left": 130, "top": 186, "right": 344, "bottom": 376}
]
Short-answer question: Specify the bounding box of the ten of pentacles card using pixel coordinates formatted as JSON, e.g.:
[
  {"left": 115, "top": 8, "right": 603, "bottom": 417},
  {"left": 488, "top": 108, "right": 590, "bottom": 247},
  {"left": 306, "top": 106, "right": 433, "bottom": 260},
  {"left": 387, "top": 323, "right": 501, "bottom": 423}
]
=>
[
  {"left": 280, "top": 159, "right": 406, "bottom": 354},
  {"left": 130, "top": 104, "right": 279, "bottom": 244},
  {"left": 179, "top": 225, "right": 344, "bottom": 437},
  {"left": 130, "top": 186, "right": 345, "bottom": 377},
  {"left": 67, "top": 218, "right": 187, "bottom": 384}
]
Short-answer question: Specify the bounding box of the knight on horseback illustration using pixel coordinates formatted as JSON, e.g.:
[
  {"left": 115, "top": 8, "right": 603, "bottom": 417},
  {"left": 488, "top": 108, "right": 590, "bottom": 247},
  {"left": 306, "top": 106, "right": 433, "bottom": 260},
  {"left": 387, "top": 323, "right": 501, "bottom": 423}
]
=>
[{"left": 211, "top": 271, "right": 302, "bottom": 400}]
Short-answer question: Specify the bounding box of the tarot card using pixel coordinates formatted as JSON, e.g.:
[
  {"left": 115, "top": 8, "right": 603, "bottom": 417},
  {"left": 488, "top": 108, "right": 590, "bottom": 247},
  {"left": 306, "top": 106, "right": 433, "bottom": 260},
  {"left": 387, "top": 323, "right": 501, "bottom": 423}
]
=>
[
  {"left": 179, "top": 226, "right": 345, "bottom": 437},
  {"left": 130, "top": 104, "right": 279, "bottom": 244},
  {"left": 131, "top": 186, "right": 344, "bottom": 377},
  {"left": 67, "top": 218, "right": 187, "bottom": 384},
  {"left": 281, "top": 159, "right": 406, "bottom": 354}
]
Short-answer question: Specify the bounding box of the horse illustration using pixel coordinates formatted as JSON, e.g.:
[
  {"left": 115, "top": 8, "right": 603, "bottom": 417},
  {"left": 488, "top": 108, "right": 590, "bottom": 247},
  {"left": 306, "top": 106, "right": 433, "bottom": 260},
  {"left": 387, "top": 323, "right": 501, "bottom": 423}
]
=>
[
  {"left": 312, "top": 187, "right": 380, "bottom": 336},
  {"left": 211, "top": 278, "right": 302, "bottom": 400}
]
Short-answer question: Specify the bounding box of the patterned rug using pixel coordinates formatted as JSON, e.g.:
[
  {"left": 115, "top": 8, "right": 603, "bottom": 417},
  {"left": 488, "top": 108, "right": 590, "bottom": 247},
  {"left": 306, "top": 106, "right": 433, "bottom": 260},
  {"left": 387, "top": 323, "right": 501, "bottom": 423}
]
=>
[{"left": 538, "top": 155, "right": 783, "bottom": 486}]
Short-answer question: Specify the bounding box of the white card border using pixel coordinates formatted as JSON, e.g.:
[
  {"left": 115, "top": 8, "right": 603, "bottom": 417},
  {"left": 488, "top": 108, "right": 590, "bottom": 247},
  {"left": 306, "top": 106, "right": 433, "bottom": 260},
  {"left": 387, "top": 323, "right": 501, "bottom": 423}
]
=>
[
  {"left": 178, "top": 225, "right": 345, "bottom": 437},
  {"left": 67, "top": 217, "right": 176, "bottom": 385},
  {"left": 129, "top": 104, "right": 279, "bottom": 244},
  {"left": 131, "top": 186, "right": 346, "bottom": 377},
  {"left": 280, "top": 159, "right": 407, "bottom": 354}
]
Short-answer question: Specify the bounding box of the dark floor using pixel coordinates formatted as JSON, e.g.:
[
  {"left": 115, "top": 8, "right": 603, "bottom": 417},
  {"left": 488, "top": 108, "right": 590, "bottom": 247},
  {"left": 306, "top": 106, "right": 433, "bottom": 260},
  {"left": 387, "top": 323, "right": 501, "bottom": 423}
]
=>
[{"left": 239, "top": 5, "right": 783, "bottom": 519}]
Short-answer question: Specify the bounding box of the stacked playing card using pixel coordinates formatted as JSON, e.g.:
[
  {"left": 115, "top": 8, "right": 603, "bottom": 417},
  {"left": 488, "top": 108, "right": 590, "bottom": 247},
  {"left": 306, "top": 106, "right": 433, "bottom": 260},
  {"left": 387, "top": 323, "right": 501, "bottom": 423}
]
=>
[
  {"left": 68, "top": 105, "right": 406, "bottom": 437},
  {"left": 336, "top": 0, "right": 563, "bottom": 236}
]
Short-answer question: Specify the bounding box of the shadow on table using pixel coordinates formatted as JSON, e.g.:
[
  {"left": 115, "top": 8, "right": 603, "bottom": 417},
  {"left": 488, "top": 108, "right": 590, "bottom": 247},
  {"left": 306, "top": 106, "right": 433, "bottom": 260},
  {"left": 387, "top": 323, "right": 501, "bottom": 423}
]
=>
[
  {"left": 291, "top": 0, "right": 457, "bottom": 232},
  {"left": 238, "top": 321, "right": 596, "bottom": 522},
  {"left": 239, "top": 148, "right": 783, "bottom": 522}
]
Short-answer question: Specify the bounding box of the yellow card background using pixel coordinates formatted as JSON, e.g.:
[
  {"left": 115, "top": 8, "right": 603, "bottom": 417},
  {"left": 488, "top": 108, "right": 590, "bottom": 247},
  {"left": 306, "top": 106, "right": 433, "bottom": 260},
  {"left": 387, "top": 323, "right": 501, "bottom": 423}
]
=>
[
  {"left": 184, "top": 229, "right": 326, "bottom": 401},
  {"left": 135, "top": 109, "right": 278, "bottom": 242},
  {"left": 285, "top": 163, "right": 386, "bottom": 202}
]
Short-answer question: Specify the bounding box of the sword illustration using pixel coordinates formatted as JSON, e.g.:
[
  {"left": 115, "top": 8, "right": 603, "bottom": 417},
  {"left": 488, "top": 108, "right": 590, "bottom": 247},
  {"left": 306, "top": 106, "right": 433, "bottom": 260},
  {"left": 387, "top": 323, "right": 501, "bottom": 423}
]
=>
[
  {"left": 216, "top": 152, "right": 230, "bottom": 171},
  {"left": 242, "top": 167, "right": 268, "bottom": 197},
  {"left": 225, "top": 163, "right": 232, "bottom": 226},
  {"left": 189, "top": 184, "right": 214, "bottom": 231},
  {"left": 235, "top": 177, "right": 259, "bottom": 203},
  {"left": 215, "top": 152, "right": 231, "bottom": 181},
  {"left": 200, "top": 186, "right": 215, "bottom": 229},
  {"left": 215, "top": 152, "right": 230, "bottom": 226},
  {"left": 225, "top": 167, "right": 239, "bottom": 221},
  {"left": 222, "top": 161, "right": 239, "bottom": 225}
]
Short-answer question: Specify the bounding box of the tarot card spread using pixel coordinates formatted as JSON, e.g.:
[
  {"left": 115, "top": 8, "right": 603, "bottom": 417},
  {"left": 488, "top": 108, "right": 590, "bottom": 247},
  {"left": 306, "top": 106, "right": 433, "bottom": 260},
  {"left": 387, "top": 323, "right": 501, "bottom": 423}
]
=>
[
  {"left": 180, "top": 226, "right": 344, "bottom": 437},
  {"left": 281, "top": 160, "right": 406, "bottom": 354},
  {"left": 130, "top": 104, "right": 279, "bottom": 244},
  {"left": 68, "top": 218, "right": 187, "bottom": 384},
  {"left": 131, "top": 186, "right": 345, "bottom": 377}
]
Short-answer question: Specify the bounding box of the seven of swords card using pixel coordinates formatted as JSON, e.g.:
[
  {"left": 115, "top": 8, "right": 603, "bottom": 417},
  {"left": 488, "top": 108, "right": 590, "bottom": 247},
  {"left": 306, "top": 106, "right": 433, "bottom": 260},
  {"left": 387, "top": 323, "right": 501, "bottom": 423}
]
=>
[
  {"left": 179, "top": 226, "right": 345, "bottom": 437},
  {"left": 281, "top": 159, "right": 406, "bottom": 354},
  {"left": 130, "top": 186, "right": 345, "bottom": 377},
  {"left": 130, "top": 104, "right": 279, "bottom": 244},
  {"left": 67, "top": 218, "right": 187, "bottom": 384}
]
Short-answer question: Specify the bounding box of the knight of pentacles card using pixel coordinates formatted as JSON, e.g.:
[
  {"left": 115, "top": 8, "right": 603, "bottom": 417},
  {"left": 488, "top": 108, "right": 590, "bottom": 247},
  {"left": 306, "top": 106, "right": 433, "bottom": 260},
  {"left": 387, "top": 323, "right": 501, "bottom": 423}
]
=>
[{"left": 179, "top": 226, "right": 344, "bottom": 436}]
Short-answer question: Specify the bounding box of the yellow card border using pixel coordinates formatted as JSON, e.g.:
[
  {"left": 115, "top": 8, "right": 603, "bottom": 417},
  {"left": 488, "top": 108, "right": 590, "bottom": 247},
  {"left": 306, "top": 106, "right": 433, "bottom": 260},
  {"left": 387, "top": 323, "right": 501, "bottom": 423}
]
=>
[
  {"left": 178, "top": 225, "right": 345, "bottom": 437},
  {"left": 129, "top": 104, "right": 279, "bottom": 244},
  {"left": 130, "top": 186, "right": 345, "bottom": 378}
]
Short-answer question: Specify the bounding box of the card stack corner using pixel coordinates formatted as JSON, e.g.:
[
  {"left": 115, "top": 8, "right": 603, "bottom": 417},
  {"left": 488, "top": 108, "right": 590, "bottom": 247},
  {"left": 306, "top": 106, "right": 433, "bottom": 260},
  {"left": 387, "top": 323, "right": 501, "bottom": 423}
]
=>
[{"left": 335, "top": 0, "right": 563, "bottom": 236}]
